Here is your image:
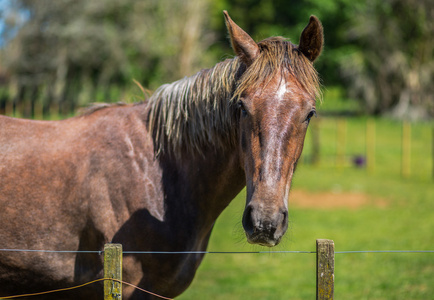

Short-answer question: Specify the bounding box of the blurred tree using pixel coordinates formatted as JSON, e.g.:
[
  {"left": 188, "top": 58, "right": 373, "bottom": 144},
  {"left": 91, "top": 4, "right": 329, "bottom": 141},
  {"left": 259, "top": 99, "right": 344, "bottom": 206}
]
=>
[
  {"left": 339, "top": 0, "right": 434, "bottom": 119},
  {"left": 1, "top": 0, "right": 215, "bottom": 116}
]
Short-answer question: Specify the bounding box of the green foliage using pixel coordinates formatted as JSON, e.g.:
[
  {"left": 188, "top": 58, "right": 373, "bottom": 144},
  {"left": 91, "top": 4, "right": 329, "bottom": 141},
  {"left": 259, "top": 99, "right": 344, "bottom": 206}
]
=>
[
  {"left": 0, "top": 0, "right": 432, "bottom": 119},
  {"left": 1, "top": 0, "right": 217, "bottom": 117},
  {"left": 338, "top": 0, "right": 434, "bottom": 118}
]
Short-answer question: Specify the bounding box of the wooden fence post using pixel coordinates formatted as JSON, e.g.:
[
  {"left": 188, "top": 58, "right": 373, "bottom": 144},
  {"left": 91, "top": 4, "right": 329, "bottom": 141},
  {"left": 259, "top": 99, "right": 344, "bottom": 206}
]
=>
[
  {"left": 336, "top": 119, "right": 347, "bottom": 169},
  {"left": 316, "top": 239, "right": 334, "bottom": 300},
  {"left": 104, "top": 243, "right": 122, "bottom": 300},
  {"left": 432, "top": 127, "right": 434, "bottom": 180},
  {"left": 402, "top": 121, "right": 411, "bottom": 178},
  {"left": 311, "top": 118, "right": 321, "bottom": 166},
  {"left": 366, "top": 119, "right": 376, "bottom": 174}
]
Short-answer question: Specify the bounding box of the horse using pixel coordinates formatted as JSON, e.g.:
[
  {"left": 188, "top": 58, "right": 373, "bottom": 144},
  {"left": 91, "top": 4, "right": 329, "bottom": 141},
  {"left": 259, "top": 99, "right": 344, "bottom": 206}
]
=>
[{"left": 0, "top": 11, "right": 323, "bottom": 299}]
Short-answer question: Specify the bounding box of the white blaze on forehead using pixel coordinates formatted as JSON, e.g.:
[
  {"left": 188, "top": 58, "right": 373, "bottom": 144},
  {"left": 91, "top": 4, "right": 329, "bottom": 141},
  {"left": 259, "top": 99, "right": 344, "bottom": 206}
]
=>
[
  {"left": 276, "top": 81, "right": 288, "bottom": 100},
  {"left": 275, "top": 81, "right": 292, "bottom": 103},
  {"left": 262, "top": 80, "right": 288, "bottom": 187},
  {"left": 262, "top": 80, "right": 293, "bottom": 188}
]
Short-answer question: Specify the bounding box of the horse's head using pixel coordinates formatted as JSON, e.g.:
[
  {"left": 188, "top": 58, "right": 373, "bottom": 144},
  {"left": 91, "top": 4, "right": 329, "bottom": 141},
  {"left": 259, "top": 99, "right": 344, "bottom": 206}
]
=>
[{"left": 224, "top": 11, "right": 323, "bottom": 247}]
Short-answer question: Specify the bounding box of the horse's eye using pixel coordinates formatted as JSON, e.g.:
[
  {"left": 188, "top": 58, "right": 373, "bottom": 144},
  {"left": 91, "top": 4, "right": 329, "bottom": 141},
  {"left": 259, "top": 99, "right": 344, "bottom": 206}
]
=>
[
  {"left": 238, "top": 100, "right": 248, "bottom": 117},
  {"left": 306, "top": 110, "right": 317, "bottom": 123}
]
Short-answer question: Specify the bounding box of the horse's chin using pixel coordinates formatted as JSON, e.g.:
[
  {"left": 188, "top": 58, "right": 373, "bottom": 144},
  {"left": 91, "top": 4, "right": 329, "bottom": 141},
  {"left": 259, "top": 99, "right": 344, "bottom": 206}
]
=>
[{"left": 246, "top": 235, "right": 281, "bottom": 247}]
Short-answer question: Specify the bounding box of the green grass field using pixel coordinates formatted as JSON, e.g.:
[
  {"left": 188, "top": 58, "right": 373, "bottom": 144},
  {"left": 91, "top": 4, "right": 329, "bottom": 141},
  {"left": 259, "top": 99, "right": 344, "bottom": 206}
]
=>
[{"left": 179, "top": 102, "right": 434, "bottom": 299}]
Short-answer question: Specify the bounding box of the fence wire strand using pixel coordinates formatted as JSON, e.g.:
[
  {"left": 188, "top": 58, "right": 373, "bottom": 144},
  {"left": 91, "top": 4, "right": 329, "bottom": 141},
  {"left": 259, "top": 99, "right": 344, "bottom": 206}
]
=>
[
  {"left": 0, "top": 248, "right": 433, "bottom": 254},
  {"left": 0, "top": 248, "right": 103, "bottom": 254},
  {"left": 335, "top": 250, "right": 434, "bottom": 254}
]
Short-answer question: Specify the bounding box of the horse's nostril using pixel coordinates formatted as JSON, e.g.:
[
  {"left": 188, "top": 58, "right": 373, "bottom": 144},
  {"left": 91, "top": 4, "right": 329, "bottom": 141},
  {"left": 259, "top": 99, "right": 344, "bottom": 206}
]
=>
[
  {"left": 282, "top": 211, "right": 288, "bottom": 225},
  {"left": 279, "top": 210, "right": 289, "bottom": 234},
  {"left": 242, "top": 205, "right": 254, "bottom": 235}
]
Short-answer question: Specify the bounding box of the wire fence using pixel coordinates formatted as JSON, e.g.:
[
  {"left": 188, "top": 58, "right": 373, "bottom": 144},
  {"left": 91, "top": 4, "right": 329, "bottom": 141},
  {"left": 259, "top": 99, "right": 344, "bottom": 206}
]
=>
[
  {"left": 0, "top": 243, "right": 433, "bottom": 299},
  {"left": 0, "top": 248, "right": 433, "bottom": 255}
]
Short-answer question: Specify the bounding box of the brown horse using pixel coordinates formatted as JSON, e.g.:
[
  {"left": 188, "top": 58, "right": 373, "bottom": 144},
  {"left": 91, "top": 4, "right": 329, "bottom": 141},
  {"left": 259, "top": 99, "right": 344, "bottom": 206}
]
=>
[{"left": 0, "top": 11, "right": 323, "bottom": 299}]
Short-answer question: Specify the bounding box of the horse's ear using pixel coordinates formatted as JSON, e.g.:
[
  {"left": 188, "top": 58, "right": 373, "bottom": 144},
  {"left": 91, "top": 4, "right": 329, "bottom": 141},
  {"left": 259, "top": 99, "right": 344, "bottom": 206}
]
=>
[
  {"left": 298, "top": 15, "right": 324, "bottom": 62},
  {"left": 224, "top": 11, "right": 260, "bottom": 65}
]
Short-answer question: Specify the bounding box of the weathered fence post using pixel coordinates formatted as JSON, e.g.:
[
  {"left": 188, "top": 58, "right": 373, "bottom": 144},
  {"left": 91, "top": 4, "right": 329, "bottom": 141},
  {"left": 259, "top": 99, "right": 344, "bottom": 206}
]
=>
[
  {"left": 311, "top": 118, "right": 321, "bottom": 166},
  {"left": 336, "top": 119, "right": 347, "bottom": 168},
  {"left": 402, "top": 121, "right": 411, "bottom": 178},
  {"left": 316, "top": 239, "right": 334, "bottom": 300},
  {"left": 104, "top": 243, "right": 122, "bottom": 300},
  {"left": 366, "top": 119, "right": 376, "bottom": 174}
]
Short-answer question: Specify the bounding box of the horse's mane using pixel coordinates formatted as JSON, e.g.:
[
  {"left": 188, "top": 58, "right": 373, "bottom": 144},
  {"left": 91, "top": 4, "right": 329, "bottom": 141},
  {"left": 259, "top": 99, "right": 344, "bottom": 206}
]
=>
[
  {"left": 148, "top": 37, "right": 321, "bottom": 158},
  {"left": 147, "top": 58, "right": 242, "bottom": 158}
]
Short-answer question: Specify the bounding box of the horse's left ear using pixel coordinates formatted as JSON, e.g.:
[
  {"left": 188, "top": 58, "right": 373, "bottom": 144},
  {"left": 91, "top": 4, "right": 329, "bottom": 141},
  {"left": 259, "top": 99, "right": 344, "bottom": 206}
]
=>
[
  {"left": 298, "top": 16, "right": 324, "bottom": 62},
  {"left": 224, "top": 11, "right": 260, "bottom": 65}
]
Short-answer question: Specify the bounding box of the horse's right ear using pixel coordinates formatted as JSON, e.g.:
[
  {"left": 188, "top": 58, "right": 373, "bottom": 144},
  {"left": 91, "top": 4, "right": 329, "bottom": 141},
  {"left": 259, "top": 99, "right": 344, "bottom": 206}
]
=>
[
  {"left": 298, "top": 15, "right": 324, "bottom": 62},
  {"left": 224, "top": 11, "right": 260, "bottom": 65}
]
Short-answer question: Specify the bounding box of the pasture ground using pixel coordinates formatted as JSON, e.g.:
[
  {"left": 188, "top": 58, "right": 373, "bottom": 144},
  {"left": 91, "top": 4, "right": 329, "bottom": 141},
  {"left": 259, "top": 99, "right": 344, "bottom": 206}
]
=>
[{"left": 179, "top": 169, "right": 433, "bottom": 299}]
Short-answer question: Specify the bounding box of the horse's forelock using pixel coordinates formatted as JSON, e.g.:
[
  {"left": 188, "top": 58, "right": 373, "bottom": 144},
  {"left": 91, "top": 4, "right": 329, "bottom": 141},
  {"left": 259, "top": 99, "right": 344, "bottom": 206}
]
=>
[{"left": 233, "top": 37, "right": 322, "bottom": 102}]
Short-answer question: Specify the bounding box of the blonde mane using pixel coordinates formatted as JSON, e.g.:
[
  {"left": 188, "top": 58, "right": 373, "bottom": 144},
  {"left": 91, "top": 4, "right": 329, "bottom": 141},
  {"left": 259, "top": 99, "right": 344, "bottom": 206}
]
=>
[{"left": 147, "top": 37, "right": 321, "bottom": 158}]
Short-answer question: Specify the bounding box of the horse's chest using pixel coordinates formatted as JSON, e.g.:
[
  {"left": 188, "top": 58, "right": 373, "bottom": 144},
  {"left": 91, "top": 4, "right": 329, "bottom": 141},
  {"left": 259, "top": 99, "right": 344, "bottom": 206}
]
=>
[
  {"left": 120, "top": 225, "right": 211, "bottom": 298},
  {"left": 142, "top": 252, "right": 206, "bottom": 298}
]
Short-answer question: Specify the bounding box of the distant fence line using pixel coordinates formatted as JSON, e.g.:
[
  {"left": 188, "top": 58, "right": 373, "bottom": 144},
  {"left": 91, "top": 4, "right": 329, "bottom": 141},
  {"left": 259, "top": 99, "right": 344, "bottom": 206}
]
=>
[
  {"left": 305, "top": 117, "right": 434, "bottom": 180},
  {"left": 0, "top": 83, "right": 136, "bottom": 119}
]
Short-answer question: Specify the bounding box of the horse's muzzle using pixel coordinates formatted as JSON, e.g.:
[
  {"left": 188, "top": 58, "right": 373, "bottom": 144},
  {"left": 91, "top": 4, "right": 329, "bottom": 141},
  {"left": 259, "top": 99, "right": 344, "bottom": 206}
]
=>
[{"left": 242, "top": 203, "right": 288, "bottom": 247}]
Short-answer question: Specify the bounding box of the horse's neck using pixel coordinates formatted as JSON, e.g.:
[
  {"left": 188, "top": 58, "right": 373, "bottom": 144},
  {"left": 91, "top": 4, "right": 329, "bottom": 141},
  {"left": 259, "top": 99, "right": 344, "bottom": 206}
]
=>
[
  {"left": 161, "top": 146, "right": 245, "bottom": 236},
  {"left": 145, "top": 59, "right": 245, "bottom": 242}
]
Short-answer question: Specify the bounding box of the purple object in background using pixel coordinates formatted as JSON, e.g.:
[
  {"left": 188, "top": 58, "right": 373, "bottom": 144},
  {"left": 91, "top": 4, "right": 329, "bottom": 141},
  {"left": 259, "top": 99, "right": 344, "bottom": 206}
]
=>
[{"left": 353, "top": 155, "right": 366, "bottom": 168}]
